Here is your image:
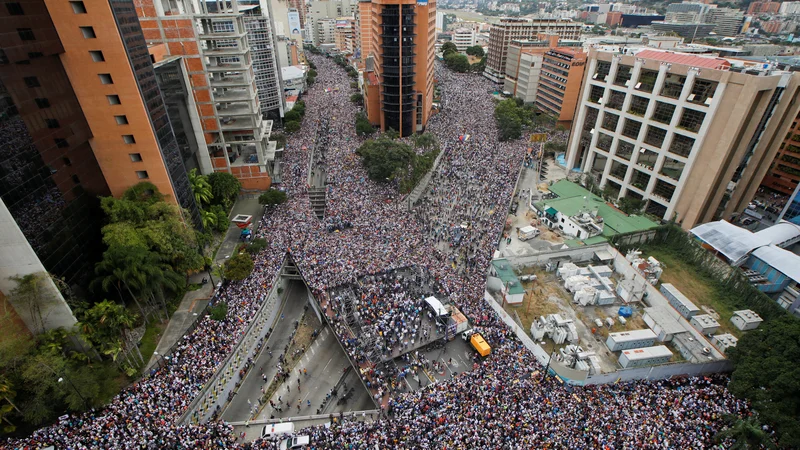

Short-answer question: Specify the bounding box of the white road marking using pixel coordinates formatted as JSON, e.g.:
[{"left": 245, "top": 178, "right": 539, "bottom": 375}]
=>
[{"left": 321, "top": 357, "right": 333, "bottom": 373}]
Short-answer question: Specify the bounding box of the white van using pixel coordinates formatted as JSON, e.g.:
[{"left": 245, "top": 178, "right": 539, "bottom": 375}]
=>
[
  {"left": 262, "top": 422, "right": 295, "bottom": 438},
  {"left": 519, "top": 225, "right": 540, "bottom": 241},
  {"left": 280, "top": 435, "right": 310, "bottom": 449}
]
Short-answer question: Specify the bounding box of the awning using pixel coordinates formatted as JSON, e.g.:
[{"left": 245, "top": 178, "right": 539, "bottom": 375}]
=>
[
  {"left": 424, "top": 296, "right": 448, "bottom": 316},
  {"left": 545, "top": 207, "right": 558, "bottom": 216}
]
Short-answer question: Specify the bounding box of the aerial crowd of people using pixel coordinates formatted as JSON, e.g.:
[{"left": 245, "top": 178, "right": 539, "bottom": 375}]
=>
[{"left": 7, "top": 53, "right": 754, "bottom": 449}]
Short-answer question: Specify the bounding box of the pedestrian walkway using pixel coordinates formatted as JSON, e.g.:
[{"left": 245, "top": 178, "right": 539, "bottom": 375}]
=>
[{"left": 144, "top": 194, "right": 266, "bottom": 371}]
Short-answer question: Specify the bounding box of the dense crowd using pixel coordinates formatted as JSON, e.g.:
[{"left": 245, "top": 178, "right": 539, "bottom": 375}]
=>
[{"left": 7, "top": 54, "right": 751, "bottom": 449}]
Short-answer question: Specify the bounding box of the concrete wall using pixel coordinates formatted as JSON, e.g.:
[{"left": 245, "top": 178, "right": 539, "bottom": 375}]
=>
[
  {"left": 507, "top": 243, "right": 607, "bottom": 268},
  {"left": 0, "top": 199, "right": 76, "bottom": 334},
  {"left": 181, "top": 264, "right": 288, "bottom": 424}
]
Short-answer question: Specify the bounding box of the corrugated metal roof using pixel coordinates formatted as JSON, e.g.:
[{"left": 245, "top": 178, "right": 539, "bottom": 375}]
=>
[
  {"left": 751, "top": 245, "right": 800, "bottom": 283},
  {"left": 635, "top": 49, "right": 731, "bottom": 70},
  {"left": 690, "top": 220, "right": 768, "bottom": 263}
]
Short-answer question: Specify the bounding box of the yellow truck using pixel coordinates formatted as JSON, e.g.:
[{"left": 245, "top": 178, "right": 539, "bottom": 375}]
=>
[{"left": 463, "top": 330, "right": 491, "bottom": 357}]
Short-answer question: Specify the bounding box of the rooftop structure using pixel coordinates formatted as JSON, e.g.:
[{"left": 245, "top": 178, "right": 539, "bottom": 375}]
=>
[
  {"left": 490, "top": 258, "right": 525, "bottom": 304},
  {"left": 660, "top": 283, "right": 700, "bottom": 319},
  {"left": 619, "top": 345, "right": 673, "bottom": 368},
  {"left": 711, "top": 333, "right": 738, "bottom": 354},
  {"left": 643, "top": 306, "right": 686, "bottom": 341},
  {"left": 690, "top": 314, "right": 720, "bottom": 334},
  {"left": 566, "top": 48, "right": 800, "bottom": 227},
  {"left": 533, "top": 180, "right": 658, "bottom": 247},
  {"left": 731, "top": 310, "right": 763, "bottom": 331},
  {"left": 606, "top": 329, "right": 658, "bottom": 351}
]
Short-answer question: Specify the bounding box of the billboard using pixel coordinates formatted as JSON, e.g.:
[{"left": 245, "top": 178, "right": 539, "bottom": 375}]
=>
[
  {"left": 529, "top": 133, "right": 547, "bottom": 143},
  {"left": 288, "top": 11, "right": 301, "bottom": 35},
  {"left": 418, "top": 0, "right": 428, "bottom": 5}
]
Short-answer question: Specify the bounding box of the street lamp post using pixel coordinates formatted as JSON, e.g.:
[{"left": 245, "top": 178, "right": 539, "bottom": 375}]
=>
[{"left": 41, "top": 362, "right": 89, "bottom": 410}]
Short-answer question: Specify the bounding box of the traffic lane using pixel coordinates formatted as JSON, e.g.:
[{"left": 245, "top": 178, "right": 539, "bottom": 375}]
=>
[
  {"left": 325, "top": 364, "right": 373, "bottom": 414},
  {"left": 221, "top": 282, "right": 308, "bottom": 422},
  {"left": 259, "top": 326, "right": 351, "bottom": 419}
]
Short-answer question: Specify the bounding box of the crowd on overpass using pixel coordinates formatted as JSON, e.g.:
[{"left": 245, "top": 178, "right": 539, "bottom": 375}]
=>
[{"left": 8, "top": 53, "right": 753, "bottom": 449}]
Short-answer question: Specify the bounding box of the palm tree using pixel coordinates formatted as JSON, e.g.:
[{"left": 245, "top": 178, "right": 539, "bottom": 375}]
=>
[
  {"left": 93, "top": 246, "right": 149, "bottom": 324},
  {"left": 188, "top": 168, "right": 213, "bottom": 206},
  {"left": 714, "top": 415, "right": 775, "bottom": 449},
  {"left": 201, "top": 209, "right": 218, "bottom": 229}
]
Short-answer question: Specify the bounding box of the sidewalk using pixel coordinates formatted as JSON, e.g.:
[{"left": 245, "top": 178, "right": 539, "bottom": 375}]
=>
[{"left": 143, "top": 194, "right": 265, "bottom": 371}]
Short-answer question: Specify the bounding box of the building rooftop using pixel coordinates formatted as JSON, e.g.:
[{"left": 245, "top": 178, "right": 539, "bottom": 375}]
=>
[
  {"left": 634, "top": 49, "right": 731, "bottom": 70},
  {"left": 491, "top": 258, "right": 525, "bottom": 295},
  {"left": 692, "top": 314, "right": 720, "bottom": 327},
  {"left": 732, "top": 309, "right": 763, "bottom": 323},
  {"left": 690, "top": 220, "right": 770, "bottom": 264},
  {"left": 537, "top": 180, "right": 658, "bottom": 241},
  {"left": 751, "top": 245, "right": 800, "bottom": 284},
  {"left": 621, "top": 345, "right": 673, "bottom": 360},
  {"left": 753, "top": 221, "right": 800, "bottom": 247},
  {"left": 644, "top": 306, "right": 687, "bottom": 336}
]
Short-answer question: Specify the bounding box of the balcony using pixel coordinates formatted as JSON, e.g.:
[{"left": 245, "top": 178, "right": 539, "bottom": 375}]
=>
[
  {"left": 630, "top": 169, "right": 650, "bottom": 192},
  {"left": 606, "top": 90, "right": 625, "bottom": 110},
  {"left": 628, "top": 95, "right": 649, "bottom": 117},
  {"left": 636, "top": 149, "right": 658, "bottom": 172},
  {"left": 216, "top": 103, "right": 255, "bottom": 116},
  {"left": 687, "top": 79, "right": 717, "bottom": 106},
  {"left": 652, "top": 179, "right": 676, "bottom": 203},
  {"left": 220, "top": 115, "right": 257, "bottom": 131},
  {"left": 651, "top": 101, "right": 676, "bottom": 125},
  {"left": 678, "top": 108, "right": 705, "bottom": 133},
  {"left": 660, "top": 74, "right": 686, "bottom": 100},
  {"left": 613, "top": 65, "right": 632, "bottom": 87},
  {"left": 601, "top": 112, "right": 619, "bottom": 132},
  {"left": 210, "top": 74, "right": 250, "bottom": 87},
  {"left": 660, "top": 156, "right": 685, "bottom": 181},
  {"left": 206, "top": 61, "right": 252, "bottom": 72},
  {"left": 610, "top": 160, "right": 628, "bottom": 181},
  {"left": 643, "top": 126, "right": 667, "bottom": 148},
  {"left": 621, "top": 119, "right": 642, "bottom": 140},
  {"left": 596, "top": 133, "right": 613, "bottom": 152},
  {"left": 213, "top": 88, "right": 253, "bottom": 102},
  {"left": 589, "top": 85, "right": 605, "bottom": 104}
]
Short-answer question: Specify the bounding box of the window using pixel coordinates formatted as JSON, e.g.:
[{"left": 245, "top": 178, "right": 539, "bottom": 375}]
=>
[
  {"left": 55, "top": 138, "right": 69, "bottom": 148},
  {"left": 129, "top": 153, "right": 143, "bottom": 162},
  {"left": 678, "top": 108, "right": 706, "bottom": 132},
  {"left": 80, "top": 26, "right": 96, "bottom": 39},
  {"left": 628, "top": 95, "right": 649, "bottom": 116},
  {"left": 114, "top": 115, "right": 128, "bottom": 125},
  {"left": 601, "top": 112, "right": 619, "bottom": 132},
  {"left": 621, "top": 119, "right": 642, "bottom": 140},
  {"left": 589, "top": 85, "right": 605, "bottom": 103},
  {"left": 17, "top": 28, "right": 35, "bottom": 41},
  {"left": 596, "top": 133, "right": 613, "bottom": 152},
  {"left": 644, "top": 126, "right": 667, "bottom": 147},
  {"left": 71, "top": 174, "right": 80, "bottom": 184},
  {"left": 136, "top": 170, "right": 149, "bottom": 179},
  {"left": 669, "top": 134, "right": 695, "bottom": 158},
  {"left": 106, "top": 95, "right": 121, "bottom": 105},
  {"left": 35, "top": 98, "right": 50, "bottom": 108},
  {"left": 98, "top": 73, "right": 113, "bottom": 84},
  {"left": 688, "top": 79, "right": 717, "bottom": 106},
  {"left": 660, "top": 73, "right": 687, "bottom": 99},
  {"left": 69, "top": 1, "right": 86, "bottom": 13},
  {"left": 613, "top": 65, "right": 632, "bottom": 86},
  {"left": 27, "top": 52, "right": 43, "bottom": 59},
  {"left": 616, "top": 140, "right": 635, "bottom": 161},
  {"left": 46, "top": 118, "right": 60, "bottom": 129},
  {"left": 606, "top": 90, "right": 625, "bottom": 110},
  {"left": 122, "top": 134, "right": 135, "bottom": 144},
  {"left": 89, "top": 50, "right": 105, "bottom": 62},
  {"left": 651, "top": 102, "right": 676, "bottom": 124},
  {"left": 6, "top": 2, "right": 23, "bottom": 15},
  {"left": 636, "top": 69, "right": 658, "bottom": 93}
]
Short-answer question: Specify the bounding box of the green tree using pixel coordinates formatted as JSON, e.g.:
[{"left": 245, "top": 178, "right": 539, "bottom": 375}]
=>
[
  {"left": 270, "top": 132, "right": 287, "bottom": 149},
  {"left": 209, "top": 302, "right": 228, "bottom": 321},
  {"left": 471, "top": 55, "right": 486, "bottom": 73},
  {"left": 79, "top": 300, "right": 143, "bottom": 368},
  {"left": 413, "top": 132, "right": 439, "bottom": 151},
  {"left": 444, "top": 52, "right": 470, "bottom": 73},
  {"left": 727, "top": 316, "right": 800, "bottom": 447},
  {"left": 307, "top": 76, "right": 316, "bottom": 86},
  {"left": 93, "top": 245, "right": 149, "bottom": 322},
  {"left": 7, "top": 274, "right": 48, "bottom": 334},
  {"left": 223, "top": 252, "right": 254, "bottom": 281},
  {"left": 259, "top": 189, "right": 288, "bottom": 206},
  {"left": 356, "top": 136, "right": 414, "bottom": 182},
  {"left": 188, "top": 168, "right": 213, "bottom": 206},
  {"left": 285, "top": 110, "right": 302, "bottom": 122},
  {"left": 285, "top": 121, "right": 301, "bottom": 133},
  {"left": 714, "top": 414, "right": 776, "bottom": 450},
  {"left": 207, "top": 172, "right": 241, "bottom": 210},
  {"left": 201, "top": 209, "right": 218, "bottom": 230},
  {"left": 350, "top": 93, "right": 363, "bottom": 104},
  {"left": 465, "top": 45, "right": 484, "bottom": 57},
  {"left": 355, "top": 112, "right": 375, "bottom": 137},
  {"left": 245, "top": 238, "right": 268, "bottom": 256},
  {"left": 209, "top": 204, "right": 230, "bottom": 232},
  {"left": 308, "top": 69, "right": 318, "bottom": 78},
  {"left": 618, "top": 196, "right": 644, "bottom": 214},
  {"left": 495, "top": 99, "right": 529, "bottom": 141},
  {"left": 441, "top": 41, "right": 458, "bottom": 56}
]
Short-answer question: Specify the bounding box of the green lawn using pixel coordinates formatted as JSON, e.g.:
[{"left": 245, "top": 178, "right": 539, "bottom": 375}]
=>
[
  {"left": 138, "top": 320, "right": 167, "bottom": 370},
  {"left": 645, "top": 248, "right": 742, "bottom": 338}
]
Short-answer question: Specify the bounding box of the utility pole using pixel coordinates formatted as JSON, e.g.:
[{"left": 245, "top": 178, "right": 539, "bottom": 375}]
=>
[{"left": 39, "top": 361, "right": 89, "bottom": 410}]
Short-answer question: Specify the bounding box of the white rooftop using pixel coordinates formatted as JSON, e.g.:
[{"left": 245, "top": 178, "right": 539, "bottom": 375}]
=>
[
  {"left": 281, "top": 65, "right": 305, "bottom": 80},
  {"left": 621, "top": 345, "right": 673, "bottom": 360},
  {"left": 692, "top": 314, "right": 720, "bottom": 327},
  {"left": 732, "top": 309, "right": 763, "bottom": 324},
  {"left": 753, "top": 221, "right": 800, "bottom": 247},
  {"left": 608, "top": 329, "right": 658, "bottom": 341},
  {"left": 690, "top": 220, "right": 769, "bottom": 263},
  {"left": 644, "top": 306, "right": 686, "bottom": 336},
  {"left": 751, "top": 245, "right": 800, "bottom": 284}
]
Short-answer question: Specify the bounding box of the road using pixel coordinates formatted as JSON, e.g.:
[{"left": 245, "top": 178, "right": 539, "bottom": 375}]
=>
[
  {"left": 221, "top": 281, "right": 308, "bottom": 422},
  {"left": 258, "top": 326, "right": 374, "bottom": 419}
]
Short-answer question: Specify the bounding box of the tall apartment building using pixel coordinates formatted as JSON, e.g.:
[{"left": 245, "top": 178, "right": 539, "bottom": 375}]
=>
[
  {"left": 137, "top": 0, "right": 278, "bottom": 190},
  {"left": 360, "top": 0, "right": 436, "bottom": 137},
  {"left": 0, "top": 0, "right": 204, "bottom": 333},
  {"left": 566, "top": 49, "right": 800, "bottom": 228},
  {"left": 452, "top": 28, "right": 476, "bottom": 51},
  {"left": 761, "top": 111, "right": 800, "bottom": 195},
  {"left": 484, "top": 18, "right": 582, "bottom": 82},
  {"left": 705, "top": 7, "right": 744, "bottom": 37},
  {"left": 335, "top": 17, "right": 356, "bottom": 53},
  {"left": 308, "top": 0, "right": 354, "bottom": 47}
]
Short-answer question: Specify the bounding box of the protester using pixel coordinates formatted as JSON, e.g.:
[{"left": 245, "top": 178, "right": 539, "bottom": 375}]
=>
[{"left": 7, "top": 54, "right": 750, "bottom": 450}]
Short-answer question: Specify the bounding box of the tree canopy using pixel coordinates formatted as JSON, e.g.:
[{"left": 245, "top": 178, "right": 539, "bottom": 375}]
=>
[
  {"left": 223, "top": 252, "right": 254, "bottom": 281},
  {"left": 444, "top": 52, "right": 470, "bottom": 73},
  {"left": 356, "top": 134, "right": 439, "bottom": 193},
  {"left": 355, "top": 112, "right": 375, "bottom": 137},
  {"left": 441, "top": 41, "right": 458, "bottom": 56},
  {"left": 494, "top": 99, "right": 529, "bottom": 141},
  {"left": 206, "top": 172, "right": 241, "bottom": 210},
  {"left": 465, "top": 45, "right": 484, "bottom": 57},
  {"left": 259, "top": 189, "right": 287, "bottom": 206},
  {"left": 727, "top": 315, "right": 800, "bottom": 447}
]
